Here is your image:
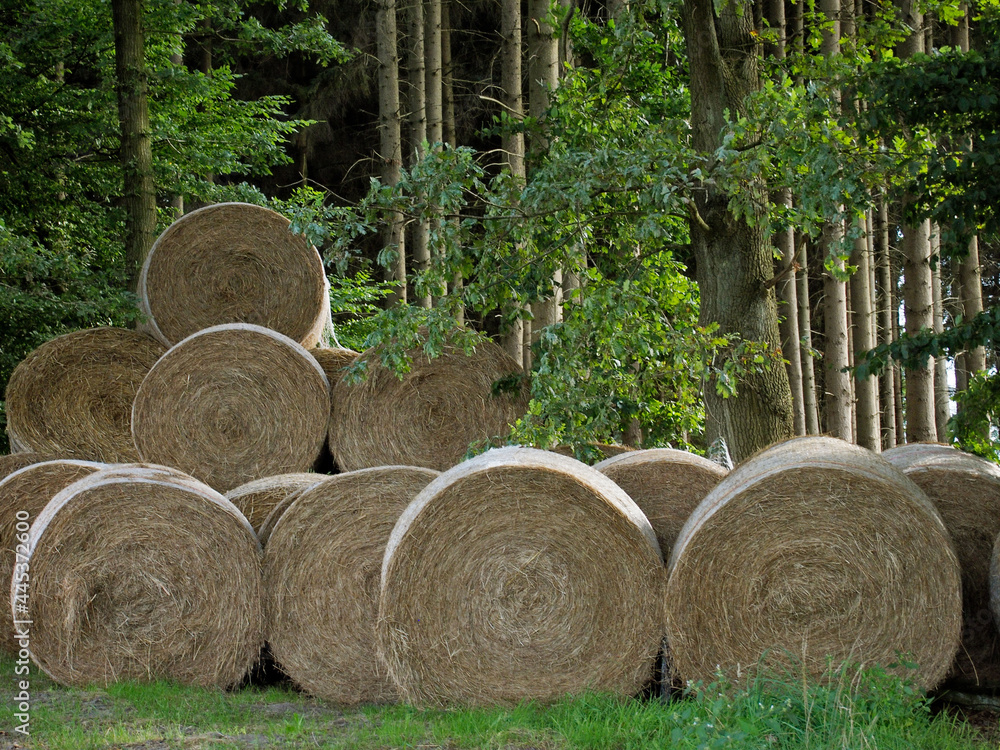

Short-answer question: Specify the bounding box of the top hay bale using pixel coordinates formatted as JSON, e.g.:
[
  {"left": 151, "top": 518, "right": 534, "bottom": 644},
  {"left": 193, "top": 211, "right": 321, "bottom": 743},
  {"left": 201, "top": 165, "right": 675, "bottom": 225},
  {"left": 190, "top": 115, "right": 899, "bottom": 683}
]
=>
[
  {"left": 18, "top": 465, "right": 263, "bottom": 688},
  {"left": 330, "top": 339, "right": 529, "bottom": 472},
  {"left": 225, "top": 473, "right": 325, "bottom": 532},
  {"left": 132, "top": 323, "right": 330, "bottom": 492},
  {"left": 883, "top": 444, "right": 1000, "bottom": 688},
  {"left": 309, "top": 347, "right": 359, "bottom": 386},
  {"left": 595, "top": 448, "right": 727, "bottom": 561},
  {"left": 377, "top": 446, "right": 666, "bottom": 706},
  {"left": 138, "top": 203, "right": 330, "bottom": 348},
  {"left": 666, "top": 436, "right": 961, "bottom": 691},
  {"left": 5, "top": 328, "right": 166, "bottom": 462}
]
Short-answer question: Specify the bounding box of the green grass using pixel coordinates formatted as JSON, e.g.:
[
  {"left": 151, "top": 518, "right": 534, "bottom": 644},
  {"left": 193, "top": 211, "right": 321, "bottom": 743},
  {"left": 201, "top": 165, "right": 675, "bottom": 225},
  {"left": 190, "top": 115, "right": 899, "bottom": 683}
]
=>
[{"left": 0, "top": 656, "right": 994, "bottom": 749}]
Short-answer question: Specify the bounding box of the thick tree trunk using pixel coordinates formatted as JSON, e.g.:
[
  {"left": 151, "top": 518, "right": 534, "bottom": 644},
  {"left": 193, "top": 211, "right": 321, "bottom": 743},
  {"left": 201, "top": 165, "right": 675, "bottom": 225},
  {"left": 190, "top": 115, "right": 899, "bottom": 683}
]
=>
[
  {"left": 407, "top": 0, "right": 430, "bottom": 307},
  {"left": 851, "top": 220, "right": 880, "bottom": 449},
  {"left": 960, "top": 235, "right": 986, "bottom": 376},
  {"left": 902, "top": 214, "right": 937, "bottom": 442},
  {"left": 425, "top": 0, "right": 443, "bottom": 147},
  {"left": 876, "top": 200, "right": 897, "bottom": 449},
  {"left": 499, "top": 0, "right": 525, "bottom": 363},
  {"left": 683, "top": 0, "right": 794, "bottom": 461},
  {"left": 376, "top": 0, "right": 406, "bottom": 305},
  {"left": 823, "top": 223, "right": 853, "bottom": 442},
  {"left": 797, "top": 236, "right": 820, "bottom": 434},
  {"left": 112, "top": 0, "right": 157, "bottom": 293},
  {"left": 932, "top": 228, "right": 951, "bottom": 440}
]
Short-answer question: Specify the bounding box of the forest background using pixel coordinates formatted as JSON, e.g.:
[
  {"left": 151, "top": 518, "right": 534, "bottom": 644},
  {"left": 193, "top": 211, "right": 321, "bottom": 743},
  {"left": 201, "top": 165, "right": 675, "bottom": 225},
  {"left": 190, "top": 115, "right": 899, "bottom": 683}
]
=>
[{"left": 2, "top": 0, "right": 1000, "bottom": 462}]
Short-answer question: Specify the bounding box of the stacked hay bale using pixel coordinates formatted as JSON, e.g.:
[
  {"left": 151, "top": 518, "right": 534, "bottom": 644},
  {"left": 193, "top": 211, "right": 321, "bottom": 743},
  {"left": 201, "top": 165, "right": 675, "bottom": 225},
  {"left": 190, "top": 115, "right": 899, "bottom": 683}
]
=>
[
  {"left": 377, "top": 446, "right": 666, "bottom": 706},
  {"left": 265, "top": 466, "right": 439, "bottom": 703},
  {"left": 131, "top": 323, "right": 330, "bottom": 492},
  {"left": 225, "top": 473, "right": 327, "bottom": 532},
  {"left": 330, "top": 340, "right": 530, "bottom": 472},
  {"left": 666, "top": 436, "right": 962, "bottom": 691},
  {"left": 138, "top": 203, "right": 331, "bottom": 349},
  {"left": 595, "top": 448, "right": 728, "bottom": 561},
  {"left": 883, "top": 443, "right": 1000, "bottom": 688},
  {"left": 19, "top": 464, "right": 263, "bottom": 687},
  {"left": 5, "top": 328, "right": 166, "bottom": 462}
]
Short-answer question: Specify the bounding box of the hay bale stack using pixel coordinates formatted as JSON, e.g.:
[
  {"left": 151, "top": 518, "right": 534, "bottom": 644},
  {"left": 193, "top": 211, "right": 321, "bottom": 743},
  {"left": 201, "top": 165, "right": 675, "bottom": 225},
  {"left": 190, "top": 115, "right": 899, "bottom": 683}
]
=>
[
  {"left": 18, "top": 465, "right": 263, "bottom": 687},
  {"left": 0, "top": 453, "right": 58, "bottom": 483},
  {"left": 595, "top": 448, "right": 728, "bottom": 560},
  {"left": 882, "top": 446, "right": 1000, "bottom": 688},
  {"left": 132, "top": 323, "right": 330, "bottom": 492},
  {"left": 138, "top": 202, "right": 330, "bottom": 348},
  {"left": 0, "top": 459, "right": 104, "bottom": 654},
  {"left": 330, "top": 339, "right": 529, "bottom": 472},
  {"left": 5, "top": 328, "right": 167, "bottom": 461},
  {"left": 882, "top": 442, "right": 958, "bottom": 470},
  {"left": 550, "top": 443, "right": 635, "bottom": 463},
  {"left": 266, "top": 466, "right": 439, "bottom": 704},
  {"left": 310, "top": 347, "right": 359, "bottom": 386},
  {"left": 225, "top": 473, "right": 325, "bottom": 531},
  {"left": 378, "top": 446, "right": 666, "bottom": 706},
  {"left": 256, "top": 491, "right": 304, "bottom": 545},
  {"left": 666, "top": 436, "right": 961, "bottom": 691}
]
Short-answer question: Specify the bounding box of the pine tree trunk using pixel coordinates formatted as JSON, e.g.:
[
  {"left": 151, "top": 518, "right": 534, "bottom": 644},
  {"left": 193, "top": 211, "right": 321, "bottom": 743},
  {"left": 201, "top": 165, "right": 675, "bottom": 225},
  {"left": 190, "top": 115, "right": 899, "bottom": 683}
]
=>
[
  {"left": 902, "top": 214, "right": 936, "bottom": 442},
  {"left": 376, "top": 0, "right": 406, "bottom": 305},
  {"left": 798, "top": 235, "right": 820, "bottom": 434},
  {"left": 112, "top": 0, "right": 157, "bottom": 293},
  {"left": 440, "top": 0, "right": 463, "bottom": 324},
  {"left": 851, "top": 219, "right": 880, "bottom": 449},
  {"left": 876, "top": 199, "right": 897, "bottom": 449},
  {"left": 683, "top": 0, "right": 794, "bottom": 461},
  {"left": 932, "top": 228, "right": 950, "bottom": 440},
  {"left": 407, "top": 0, "right": 430, "bottom": 307},
  {"left": 499, "top": 0, "right": 526, "bottom": 363}
]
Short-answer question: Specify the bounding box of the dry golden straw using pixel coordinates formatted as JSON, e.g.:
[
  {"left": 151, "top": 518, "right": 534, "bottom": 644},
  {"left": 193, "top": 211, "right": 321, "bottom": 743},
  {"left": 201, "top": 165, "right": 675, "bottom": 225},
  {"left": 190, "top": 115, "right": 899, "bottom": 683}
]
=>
[
  {"left": 225, "top": 473, "right": 325, "bottom": 532},
  {"left": 310, "top": 347, "right": 359, "bottom": 387},
  {"left": 666, "top": 436, "right": 962, "bottom": 691},
  {"left": 595, "top": 448, "right": 727, "bottom": 562},
  {"left": 266, "top": 466, "right": 439, "bottom": 704},
  {"left": 132, "top": 323, "right": 330, "bottom": 493},
  {"left": 0, "top": 453, "right": 58, "bottom": 483},
  {"left": 17, "top": 465, "right": 263, "bottom": 688},
  {"left": 884, "top": 444, "right": 1000, "bottom": 688},
  {"left": 378, "top": 446, "right": 666, "bottom": 706},
  {"left": 550, "top": 443, "right": 635, "bottom": 463},
  {"left": 330, "top": 339, "right": 529, "bottom": 472},
  {"left": 5, "top": 328, "right": 166, "bottom": 462},
  {"left": 138, "top": 202, "right": 331, "bottom": 348},
  {"left": 0, "top": 459, "right": 104, "bottom": 654}
]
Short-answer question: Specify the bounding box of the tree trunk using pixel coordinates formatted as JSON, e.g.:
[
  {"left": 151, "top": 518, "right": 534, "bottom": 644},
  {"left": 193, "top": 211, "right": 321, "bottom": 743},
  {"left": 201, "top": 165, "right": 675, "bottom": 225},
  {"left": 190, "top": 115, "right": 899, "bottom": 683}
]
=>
[
  {"left": 376, "top": 0, "right": 406, "bottom": 305},
  {"left": 902, "top": 214, "right": 936, "bottom": 442},
  {"left": 960, "top": 235, "right": 986, "bottom": 376},
  {"left": 425, "top": 0, "right": 443, "bottom": 147},
  {"left": 440, "top": 0, "right": 463, "bottom": 323},
  {"left": 112, "top": 0, "right": 157, "bottom": 293},
  {"left": 798, "top": 236, "right": 820, "bottom": 434},
  {"left": 683, "top": 0, "right": 794, "bottom": 461},
  {"left": 876, "top": 199, "right": 897, "bottom": 449},
  {"left": 407, "top": 0, "right": 430, "bottom": 307},
  {"left": 932, "top": 228, "right": 950, "bottom": 441},
  {"left": 499, "top": 0, "right": 526, "bottom": 363},
  {"left": 851, "top": 220, "right": 880, "bottom": 449},
  {"left": 823, "top": 223, "right": 853, "bottom": 442}
]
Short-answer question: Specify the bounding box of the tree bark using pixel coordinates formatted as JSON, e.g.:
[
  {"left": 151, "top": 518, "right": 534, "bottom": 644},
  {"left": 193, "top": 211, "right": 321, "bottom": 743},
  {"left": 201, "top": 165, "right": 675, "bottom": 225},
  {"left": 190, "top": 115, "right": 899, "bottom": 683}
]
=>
[
  {"left": 876, "top": 199, "right": 897, "bottom": 449},
  {"left": 932, "top": 228, "right": 950, "bottom": 441},
  {"left": 683, "top": 0, "right": 794, "bottom": 460},
  {"left": 851, "top": 220, "right": 880, "bottom": 449},
  {"left": 112, "top": 0, "right": 157, "bottom": 293},
  {"left": 407, "top": 0, "right": 430, "bottom": 307},
  {"left": 797, "top": 236, "right": 820, "bottom": 434},
  {"left": 902, "top": 215, "right": 936, "bottom": 441},
  {"left": 376, "top": 0, "right": 406, "bottom": 305}
]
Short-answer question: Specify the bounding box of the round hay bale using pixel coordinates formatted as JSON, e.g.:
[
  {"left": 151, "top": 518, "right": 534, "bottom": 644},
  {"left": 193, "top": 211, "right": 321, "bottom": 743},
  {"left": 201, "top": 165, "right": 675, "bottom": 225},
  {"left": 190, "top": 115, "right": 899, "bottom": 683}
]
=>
[
  {"left": 882, "top": 442, "right": 958, "bottom": 470},
  {"left": 595, "top": 448, "right": 728, "bottom": 561},
  {"left": 16, "top": 466, "right": 263, "bottom": 687},
  {"left": 266, "top": 466, "right": 439, "bottom": 704},
  {"left": 132, "top": 323, "right": 330, "bottom": 492},
  {"left": 5, "top": 328, "right": 167, "bottom": 462},
  {"left": 256, "top": 489, "right": 305, "bottom": 546},
  {"left": 310, "top": 347, "right": 359, "bottom": 387},
  {"left": 0, "top": 453, "right": 59, "bottom": 483},
  {"left": 138, "top": 202, "right": 331, "bottom": 348},
  {"left": 666, "top": 436, "right": 961, "bottom": 691},
  {"left": 378, "top": 446, "right": 666, "bottom": 706},
  {"left": 225, "top": 473, "right": 325, "bottom": 531},
  {"left": 884, "top": 448, "right": 1000, "bottom": 688},
  {"left": 330, "top": 339, "right": 529, "bottom": 472},
  {"left": 0, "top": 459, "right": 105, "bottom": 654},
  {"left": 550, "top": 443, "right": 635, "bottom": 463}
]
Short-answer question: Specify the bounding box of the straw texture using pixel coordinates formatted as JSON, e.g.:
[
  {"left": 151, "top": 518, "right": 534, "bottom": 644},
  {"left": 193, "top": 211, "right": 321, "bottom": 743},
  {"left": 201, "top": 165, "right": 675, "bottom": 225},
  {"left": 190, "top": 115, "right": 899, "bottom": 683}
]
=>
[
  {"left": 0, "top": 453, "right": 57, "bottom": 483},
  {"left": 132, "top": 323, "right": 330, "bottom": 492},
  {"left": 378, "top": 446, "right": 666, "bottom": 706},
  {"left": 17, "top": 466, "right": 263, "bottom": 687},
  {"left": 330, "top": 340, "right": 529, "bottom": 472},
  {"left": 310, "top": 347, "right": 359, "bottom": 386},
  {"left": 595, "top": 448, "right": 727, "bottom": 561},
  {"left": 138, "top": 202, "right": 330, "bottom": 348},
  {"left": 0, "top": 459, "right": 104, "bottom": 654},
  {"left": 884, "top": 445, "right": 1000, "bottom": 687},
  {"left": 5, "top": 328, "right": 166, "bottom": 461},
  {"left": 550, "top": 444, "right": 635, "bottom": 463},
  {"left": 882, "top": 442, "right": 958, "bottom": 470},
  {"left": 225, "top": 473, "right": 325, "bottom": 532},
  {"left": 666, "top": 436, "right": 962, "bottom": 691},
  {"left": 265, "top": 466, "right": 439, "bottom": 703}
]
